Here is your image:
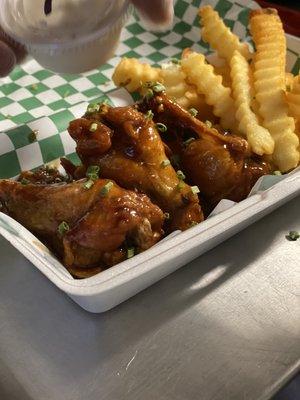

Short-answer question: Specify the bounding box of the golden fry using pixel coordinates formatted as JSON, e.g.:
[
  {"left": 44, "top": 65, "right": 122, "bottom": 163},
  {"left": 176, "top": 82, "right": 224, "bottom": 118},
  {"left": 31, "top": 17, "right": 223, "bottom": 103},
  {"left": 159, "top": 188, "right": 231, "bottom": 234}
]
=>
[
  {"left": 160, "top": 63, "right": 215, "bottom": 120},
  {"left": 161, "top": 63, "right": 201, "bottom": 109},
  {"left": 230, "top": 50, "right": 274, "bottom": 155},
  {"left": 286, "top": 75, "right": 300, "bottom": 120},
  {"left": 181, "top": 51, "right": 238, "bottom": 132},
  {"left": 287, "top": 75, "right": 300, "bottom": 136},
  {"left": 112, "top": 57, "right": 214, "bottom": 118},
  {"left": 199, "top": 5, "right": 251, "bottom": 63},
  {"left": 112, "top": 57, "right": 161, "bottom": 92},
  {"left": 250, "top": 8, "right": 299, "bottom": 171}
]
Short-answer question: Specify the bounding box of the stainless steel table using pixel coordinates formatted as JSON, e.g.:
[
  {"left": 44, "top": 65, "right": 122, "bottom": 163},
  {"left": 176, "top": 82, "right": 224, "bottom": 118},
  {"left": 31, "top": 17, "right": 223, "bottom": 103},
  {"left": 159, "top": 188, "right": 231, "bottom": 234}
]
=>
[{"left": 0, "top": 196, "right": 299, "bottom": 400}]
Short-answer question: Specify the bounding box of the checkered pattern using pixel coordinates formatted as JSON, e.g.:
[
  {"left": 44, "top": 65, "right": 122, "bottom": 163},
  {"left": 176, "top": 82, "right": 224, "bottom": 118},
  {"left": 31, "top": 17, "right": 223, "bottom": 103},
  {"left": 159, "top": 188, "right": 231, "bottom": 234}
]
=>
[
  {"left": 0, "top": 91, "right": 119, "bottom": 179},
  {"left": 0, "top": 0, "right": 299, "bottom": 179}
]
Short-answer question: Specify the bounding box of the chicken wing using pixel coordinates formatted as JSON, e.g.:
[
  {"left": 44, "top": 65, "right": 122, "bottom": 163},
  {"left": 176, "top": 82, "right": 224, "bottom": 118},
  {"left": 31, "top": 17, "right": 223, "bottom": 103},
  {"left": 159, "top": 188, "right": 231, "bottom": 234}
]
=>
[
  {"left": 0, "top": 177, "right": 164, "bottom": 277},
  {"left": 140, "top": 93, "right": 270, "bottom": 208},
  {"left": 68, "top": 104, "right": 203, "bottom": 230},
  {"left": 18, "top": 166, "right": 69, "bottom": 185}
]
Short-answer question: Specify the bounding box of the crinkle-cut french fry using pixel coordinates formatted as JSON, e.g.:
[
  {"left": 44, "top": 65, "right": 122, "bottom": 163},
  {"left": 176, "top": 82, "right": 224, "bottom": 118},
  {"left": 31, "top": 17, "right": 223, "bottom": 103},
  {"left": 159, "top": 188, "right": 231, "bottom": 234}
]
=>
[
  {"left": 199, "top": 5, "right": 251, "bottom": 62},
  {"left": 160, "top": 63, "right": 202, "bottom": 110},
  {"left": 248, "top": 61, "right": 263, "bottom": 124},
  {"left": 230, "top": 51, "right": 274, "bottom": 155},
  {"left": 113, "top": 58, "right": 214, "bottom": 118},
  {"left": 250, "top": 8, "right": 299, "bottom": 171},
  {"left": 181, "top": 51, "right": 238, "bottom": 132},
  {"left": 161, "top": 64, "right": 216, "bottom": 121},
  {"left": 112, "top": 57, "right": 161, "bottom": 92},
  {"left": 286, "top": 75, "right": 300, "bottom": 120}
]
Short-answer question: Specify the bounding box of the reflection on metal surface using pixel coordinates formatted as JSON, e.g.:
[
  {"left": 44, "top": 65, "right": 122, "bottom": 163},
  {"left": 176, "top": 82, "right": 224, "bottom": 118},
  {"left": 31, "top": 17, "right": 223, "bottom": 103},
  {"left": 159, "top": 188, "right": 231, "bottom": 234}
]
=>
[
  {"left": 125, "top": 350, "right": 138, "bottom": 371},
  {"left": 190, "top": 265, "right": 227, "bottom": 291}
]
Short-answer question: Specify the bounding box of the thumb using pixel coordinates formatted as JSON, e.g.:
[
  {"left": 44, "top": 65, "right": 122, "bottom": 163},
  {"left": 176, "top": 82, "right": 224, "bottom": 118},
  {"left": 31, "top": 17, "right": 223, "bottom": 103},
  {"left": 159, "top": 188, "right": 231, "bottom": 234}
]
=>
[{"left": 131, "top": 0, "right": 174, "bottom": 31}]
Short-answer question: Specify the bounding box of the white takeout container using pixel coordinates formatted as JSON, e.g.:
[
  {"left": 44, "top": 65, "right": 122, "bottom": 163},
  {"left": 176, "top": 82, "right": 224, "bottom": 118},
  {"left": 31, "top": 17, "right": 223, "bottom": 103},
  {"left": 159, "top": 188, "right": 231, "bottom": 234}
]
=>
[
  {"left": 0, "top": 0, "right": 132, "bottom": 73},
  {"left": 0, "top": 0, "right": 299, "bottom": 313},
  {"left": 0, "top": 169, "right": 299, "bottom": 312}
]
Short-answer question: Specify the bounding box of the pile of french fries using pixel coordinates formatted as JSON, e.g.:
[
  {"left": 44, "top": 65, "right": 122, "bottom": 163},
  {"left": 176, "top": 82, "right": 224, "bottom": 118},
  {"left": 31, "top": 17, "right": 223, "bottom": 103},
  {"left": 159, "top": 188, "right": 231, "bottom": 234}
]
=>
[{"left": 112, "top": 6, "right": 300, "bottom": 173}]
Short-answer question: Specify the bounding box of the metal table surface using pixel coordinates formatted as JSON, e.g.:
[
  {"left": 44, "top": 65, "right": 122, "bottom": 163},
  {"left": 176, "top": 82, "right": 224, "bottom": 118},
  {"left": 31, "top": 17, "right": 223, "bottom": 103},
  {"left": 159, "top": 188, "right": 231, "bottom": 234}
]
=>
[{"left": 0, "top": 196, "right": 299, "bottom": 400}]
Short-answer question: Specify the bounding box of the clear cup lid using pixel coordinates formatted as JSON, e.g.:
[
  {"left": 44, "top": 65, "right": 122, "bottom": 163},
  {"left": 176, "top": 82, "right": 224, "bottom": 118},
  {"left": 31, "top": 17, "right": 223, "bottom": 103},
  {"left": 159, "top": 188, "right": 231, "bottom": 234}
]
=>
[{"left": 0, "top": 0, "right": 126, "bottom": 45}]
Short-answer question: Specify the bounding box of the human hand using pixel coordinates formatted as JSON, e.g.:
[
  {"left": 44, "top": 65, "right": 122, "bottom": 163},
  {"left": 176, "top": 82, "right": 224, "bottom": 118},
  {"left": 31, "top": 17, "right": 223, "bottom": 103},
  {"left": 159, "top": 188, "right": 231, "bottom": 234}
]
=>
[{"left": 0, "top": 0, "right": 174, "bottom": 77}]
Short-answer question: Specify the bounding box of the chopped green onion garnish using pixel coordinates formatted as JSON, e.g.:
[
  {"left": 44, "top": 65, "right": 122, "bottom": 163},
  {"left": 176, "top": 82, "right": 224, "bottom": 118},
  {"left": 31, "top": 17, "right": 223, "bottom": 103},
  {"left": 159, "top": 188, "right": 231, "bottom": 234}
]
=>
[
  {"left": 156, "top": 123, "right": 167, "bottom": 132},
  {"left": 58, "top": 221, "right": 70, "bottom": 236},
  {"left": 100, "top": 181, "right": 113, "bottom": 196},
  {"left": 145, "top": 89, "right": 154, "bottom": 100},
  {"left": 83, "top": 179, "right": 95, "bottom": 190},
  {"left": 170, "top": 58, "right": 180, "bottom": 64},
  {"left": 87, "top": 103, "right": 100, "bottom": 113},
  {"left": 161, "top": 159, "right": 171, "bottom": 168},
  {"left": 152, "top": 82, "right": 165, "bottom": 93},
  {"left": 184, "top": 137, "right": 195, "bottom": 146},
  {"left": 177, "top": 170, "right": 186, "bottom": 180},
  {"left": 127, "top": 247, "right": 135, "bottom": 259},
  {"left": 145, "top": 110, "right": 154, "bottom": 119},
  {"left": 28, "top": 130, "right": 38, "bottom": 143},
  {"left": 143, "top": 81, "right": 165, "bottom": 91},
  {"left": 164, "top": 212, "right": 170, "bottom": 220},
  {"left": 190, "top": 221, "right": 198, "bottom": 227},
  {"left": 176, "top": 181, "right": 185, "bottom": 191},
  {"left": 86, "top": 165, "right": 100, "bottom": 181},
  {"left": 273, "top": 170, "right": 282, "bottom": 176},
  {"left": 86, "top": 173, "right": 98, "bottom": 182},
  {"left": 189, "top": 108, "right": 198, "bottom": 117},
  {"left": 205, "top": 120, "right": 212, "bottom": 128},
  {"left": 21, "top": 178, "right": 30, "bottom": 185},
  {"left": 89, "top": 122, "right": 98, "bottom": 132},
  {"left": 286, "top": 85, "right": 291, "bottom": 92},
  {"left": 191, "top": 186, "right": 200, "bottom": 195},
  {"left": 286, "top": 231, "right": 299, "bottom": 241}
]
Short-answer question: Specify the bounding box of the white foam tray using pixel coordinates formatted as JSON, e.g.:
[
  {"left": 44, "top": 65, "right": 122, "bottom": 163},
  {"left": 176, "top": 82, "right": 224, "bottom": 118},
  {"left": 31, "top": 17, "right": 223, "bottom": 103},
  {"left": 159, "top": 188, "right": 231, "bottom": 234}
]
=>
[{"left": 0, "top": 168, "right": 299, "bottom": 312}]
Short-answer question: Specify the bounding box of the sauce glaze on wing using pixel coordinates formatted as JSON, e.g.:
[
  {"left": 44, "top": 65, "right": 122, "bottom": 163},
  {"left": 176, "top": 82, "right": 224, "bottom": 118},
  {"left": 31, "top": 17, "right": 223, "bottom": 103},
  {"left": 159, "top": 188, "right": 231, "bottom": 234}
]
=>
[
  {"left": 0, "top": 177, "right": 164, "bottom": 277},
  {"left": 140, "top": 93, "right": 270, "bottom": 208},
  {"left": 68, "top": 104, "right": 204, "bottom": 231}
]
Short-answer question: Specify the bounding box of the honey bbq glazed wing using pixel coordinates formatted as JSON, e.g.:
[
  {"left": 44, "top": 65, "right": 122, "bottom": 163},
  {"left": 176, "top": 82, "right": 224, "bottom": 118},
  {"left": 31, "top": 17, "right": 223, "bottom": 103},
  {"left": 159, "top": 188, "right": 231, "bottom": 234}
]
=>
[
  {"left": 68, "top": 103, "right": 203, "bottom": 231},
  {"left": 140, "top": 93, "right": 270, "bottom": 208},
  {"left": 0, "top": 177, "right": 164, "bottom": 278}
]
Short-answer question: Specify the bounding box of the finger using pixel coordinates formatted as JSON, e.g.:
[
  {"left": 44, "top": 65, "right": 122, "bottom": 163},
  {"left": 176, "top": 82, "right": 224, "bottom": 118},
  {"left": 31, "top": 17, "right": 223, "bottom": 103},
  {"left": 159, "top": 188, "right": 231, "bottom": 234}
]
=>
[
  {"left": 131, "top": 0, "right": 174, "bottom": 31},
  {"left": 0, "top": 41, "right": 16, "bottom": 77}
]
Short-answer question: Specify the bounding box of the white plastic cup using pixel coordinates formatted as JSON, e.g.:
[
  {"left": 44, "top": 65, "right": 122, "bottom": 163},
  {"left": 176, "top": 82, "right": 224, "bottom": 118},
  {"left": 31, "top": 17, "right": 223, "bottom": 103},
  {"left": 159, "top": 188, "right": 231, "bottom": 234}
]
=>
[{"left": 0, "top": 0, "right": 132, "bottom": 74}]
